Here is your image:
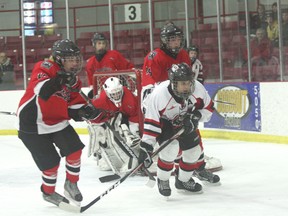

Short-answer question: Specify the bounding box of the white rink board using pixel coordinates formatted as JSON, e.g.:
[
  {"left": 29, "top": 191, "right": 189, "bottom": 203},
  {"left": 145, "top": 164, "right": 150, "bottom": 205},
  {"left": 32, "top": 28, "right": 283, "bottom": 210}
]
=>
[{"left": 0, "top": 83, "right": 288, "bottom": 139}]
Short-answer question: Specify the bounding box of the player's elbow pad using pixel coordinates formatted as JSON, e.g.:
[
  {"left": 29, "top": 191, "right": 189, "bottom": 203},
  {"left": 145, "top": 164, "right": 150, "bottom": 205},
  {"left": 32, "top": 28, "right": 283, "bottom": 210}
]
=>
[{"left": 38, "top": 77, "right": 62, "bottom": 101}]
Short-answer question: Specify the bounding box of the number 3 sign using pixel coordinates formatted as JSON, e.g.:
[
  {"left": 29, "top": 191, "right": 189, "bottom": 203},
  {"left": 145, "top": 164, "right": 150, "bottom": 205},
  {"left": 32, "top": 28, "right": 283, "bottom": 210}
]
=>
[{"left": 124, "top": 4, "right": 142, "bottom": 22}]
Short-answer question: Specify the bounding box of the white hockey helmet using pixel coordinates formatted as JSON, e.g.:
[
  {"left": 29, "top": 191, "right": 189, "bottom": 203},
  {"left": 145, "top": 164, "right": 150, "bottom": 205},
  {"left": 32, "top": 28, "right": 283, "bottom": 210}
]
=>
[{"left": 103, "top": 77, "right": 123, "bottom": 107}]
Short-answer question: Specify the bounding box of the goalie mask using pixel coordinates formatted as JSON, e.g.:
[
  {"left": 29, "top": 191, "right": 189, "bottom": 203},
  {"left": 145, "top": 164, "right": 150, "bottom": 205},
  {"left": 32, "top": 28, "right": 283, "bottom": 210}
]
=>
[
  {"left": 52, "top": 39, "right": 83, "bottom": 75},
  {"left": 168, "top": 63, "right": 195, "bottom": 100},
  {"left": 160, "top": 22, "right": 184, "bottom": 55},
  {"left": 103, "top": 77, "right": 124, "bottom": 107}
]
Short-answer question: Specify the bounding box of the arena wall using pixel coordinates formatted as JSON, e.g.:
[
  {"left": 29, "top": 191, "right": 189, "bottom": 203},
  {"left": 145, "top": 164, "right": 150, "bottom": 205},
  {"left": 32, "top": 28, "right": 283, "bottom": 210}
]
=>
[{"left": 1, "top": 83, "right": 287, "bottom": 144}]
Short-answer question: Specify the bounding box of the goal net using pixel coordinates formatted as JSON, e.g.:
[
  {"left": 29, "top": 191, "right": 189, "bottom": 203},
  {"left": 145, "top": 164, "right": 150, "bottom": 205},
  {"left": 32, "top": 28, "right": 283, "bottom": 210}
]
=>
[{"left": 92, "top": 69, "right": 143, "bottom": 131}]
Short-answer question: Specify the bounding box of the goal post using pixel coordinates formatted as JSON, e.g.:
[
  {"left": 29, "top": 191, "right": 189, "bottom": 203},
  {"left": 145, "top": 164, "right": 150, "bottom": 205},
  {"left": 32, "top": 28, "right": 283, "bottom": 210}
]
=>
[{"left": 92, "top": 69, "right": 143, "bottom": 134}]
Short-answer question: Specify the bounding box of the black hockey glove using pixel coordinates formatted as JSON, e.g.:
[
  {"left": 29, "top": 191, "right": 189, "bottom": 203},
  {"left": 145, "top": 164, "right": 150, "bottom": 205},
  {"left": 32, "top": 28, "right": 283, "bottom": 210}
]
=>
[
  {"left": 138, "top": 141, "right": 154, "bottom": 168},
  {"left": 183, "top": 110, "right": 202, "bottom": 134},
  {"left": 56, "top": 71, "right": 77, "bottom": 88},
  {"left": 87, "top": 89, "right": 94, "bottom": 99},
  {"left": 78, "top": 104, "right": 101, "bottom": 120}
]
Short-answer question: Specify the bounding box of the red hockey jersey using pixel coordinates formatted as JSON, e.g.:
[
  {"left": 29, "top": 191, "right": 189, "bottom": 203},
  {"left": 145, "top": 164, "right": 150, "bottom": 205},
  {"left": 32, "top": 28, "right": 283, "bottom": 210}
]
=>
[
  {"left": 85, "top": 50, "right": 134, "bottom": 86},
  {"left": 141, "top": 48, "right": 191, "bottom": 87},
  {"left": 91, "top": 86, "right": 139, "bottom": 124},
  {"left": 16, "top": 60, "right": 86, "bottom": 134}
]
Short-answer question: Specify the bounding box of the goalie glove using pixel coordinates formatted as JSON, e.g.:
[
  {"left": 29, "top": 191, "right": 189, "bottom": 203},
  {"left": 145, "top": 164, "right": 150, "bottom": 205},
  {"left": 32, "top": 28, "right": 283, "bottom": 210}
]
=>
[{"left": 138, "top": 142, "right": 153, "bottom": 168}]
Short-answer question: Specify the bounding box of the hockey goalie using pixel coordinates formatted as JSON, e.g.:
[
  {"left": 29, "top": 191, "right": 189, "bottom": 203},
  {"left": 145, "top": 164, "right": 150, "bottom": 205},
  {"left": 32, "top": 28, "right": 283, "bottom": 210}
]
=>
[{"left": 87, "top": 77, "right": 141, "bottom": 174}]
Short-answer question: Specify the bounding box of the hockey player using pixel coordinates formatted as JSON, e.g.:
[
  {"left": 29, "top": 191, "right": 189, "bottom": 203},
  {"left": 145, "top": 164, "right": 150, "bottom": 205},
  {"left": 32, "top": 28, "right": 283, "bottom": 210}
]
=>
[
  {"left": 138, "top": 63, "right": 214, "bottom": 196},
  {"left": 85, "top": 32, "right": 134, "bottom": 98},
  {"left": 187, "top": 45, "right": 205, "bottom": 84},
  {"left": 16, "top": 39, "right": 98, "bottom": 207},
  {"left": 141, "top": 21, "right": 190, "bottom": 108},
  {"left": 91, "top": 76, "right": 139, "bottom": 133},
  {"left": 141, "top": 21, "right": 221, "bottom": 182},
  {"left": 87, "top": 77, "right": 140, "bottom": 172},
  {"left": 187, "top": 45, "right": 223, "bottom": 172}
]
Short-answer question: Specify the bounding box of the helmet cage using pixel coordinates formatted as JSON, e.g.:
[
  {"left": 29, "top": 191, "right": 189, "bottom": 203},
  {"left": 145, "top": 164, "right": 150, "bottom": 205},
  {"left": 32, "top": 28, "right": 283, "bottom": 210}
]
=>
[
  {"left": 52, "top": 39, "right": 83, "bottom": 74},
  {"left": 103, "top": 77, "right": 124, "bottom": 107},
  {"left": 160, "top": 25, "right": 184, "bottom": 54},
  {"left": 169, "top": 63, "right": 195, "bottom": 100}
]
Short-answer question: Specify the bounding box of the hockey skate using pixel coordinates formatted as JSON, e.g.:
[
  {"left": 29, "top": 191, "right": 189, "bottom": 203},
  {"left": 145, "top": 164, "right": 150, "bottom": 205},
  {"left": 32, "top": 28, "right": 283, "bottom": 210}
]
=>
[
  {"left": 193, "top": 169, "right": 221, "bottom": 185},
  {"left": 204, "top": 155, "right": 223, "bottom": 172},
  {"left": 41, "top": 186, "right": 69, "bottom": 207},
  {"left": 64, "top": 179, "right": 83, "bottom": 205},
  {"left": 175, "top": 176, "right": 203, "bottom": 193},
  {"left": 157, "top": 178, "right": 171, "bottom": 197}
]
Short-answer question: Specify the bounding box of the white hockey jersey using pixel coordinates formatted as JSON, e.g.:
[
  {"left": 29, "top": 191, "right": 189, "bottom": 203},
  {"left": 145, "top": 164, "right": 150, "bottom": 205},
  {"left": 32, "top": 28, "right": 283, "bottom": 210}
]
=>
[{"left": 142, "top": 80, "right": 214, "bottom": 147}]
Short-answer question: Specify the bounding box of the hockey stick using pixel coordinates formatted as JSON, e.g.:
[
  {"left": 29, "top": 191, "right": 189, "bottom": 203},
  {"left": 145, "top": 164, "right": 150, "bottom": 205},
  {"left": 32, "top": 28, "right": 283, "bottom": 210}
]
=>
[
  {"left": 59, "top": 127, "right": 184, "bottom": 213},
  {"left": 103, "top": 121, "right": 156, "bottom": 187},
  {"left": 0, "top": 111, "right": 16, "bottom": 116},
  {"left": 213, "top": 100, "right": 235, "bottom": 105}
]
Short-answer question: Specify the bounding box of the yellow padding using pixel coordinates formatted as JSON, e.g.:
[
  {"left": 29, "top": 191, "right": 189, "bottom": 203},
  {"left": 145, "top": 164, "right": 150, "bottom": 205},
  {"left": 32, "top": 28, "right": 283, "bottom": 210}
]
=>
[{"left": 1, "top": 129, "right": 288, "bottom": 144}]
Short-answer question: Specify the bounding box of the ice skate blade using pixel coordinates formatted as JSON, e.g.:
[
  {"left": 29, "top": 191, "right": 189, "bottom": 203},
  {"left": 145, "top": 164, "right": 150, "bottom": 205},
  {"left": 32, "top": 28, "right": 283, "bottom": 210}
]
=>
[
  {"left": 176, "top": 189, "right": 203, "bottom": 194},
  {"left": 202, "top": 181, "right": 222, "bottom": 186},
  {"left": 64, "top": 190, "right": 81, "bottom": 207}
]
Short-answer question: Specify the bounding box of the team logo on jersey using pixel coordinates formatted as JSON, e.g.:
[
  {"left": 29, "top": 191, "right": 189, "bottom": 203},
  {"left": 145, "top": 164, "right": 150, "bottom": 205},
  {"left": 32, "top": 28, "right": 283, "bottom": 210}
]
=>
[
  {"left": 148, "top": 51, "right": 156, "bottom": 60},
  {"left": 145, "top": 67, "right": 152, "bottom": 76},
  {"left": 41, "top": 61, "right": 53, "bottom": 69},
  {"left": 37, "top": 72, "right": 48, "bottom": 80}
]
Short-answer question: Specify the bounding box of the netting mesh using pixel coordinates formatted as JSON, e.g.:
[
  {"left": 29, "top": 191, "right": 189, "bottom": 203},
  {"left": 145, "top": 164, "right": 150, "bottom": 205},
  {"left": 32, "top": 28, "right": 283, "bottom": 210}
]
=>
[{"left": 92, "top": 70, "right": 140, "bottom": 96}]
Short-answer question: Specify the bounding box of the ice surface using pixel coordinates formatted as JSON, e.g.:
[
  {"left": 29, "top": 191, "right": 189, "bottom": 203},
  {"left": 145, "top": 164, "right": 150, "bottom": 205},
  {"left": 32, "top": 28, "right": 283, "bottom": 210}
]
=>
[{"left": 0, "top": 135, "right": 287, "bottom": 216}]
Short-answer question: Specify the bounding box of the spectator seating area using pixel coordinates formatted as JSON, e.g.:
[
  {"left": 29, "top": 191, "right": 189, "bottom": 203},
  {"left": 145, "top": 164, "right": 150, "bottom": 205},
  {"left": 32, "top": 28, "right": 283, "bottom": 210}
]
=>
[
  {"left": 191, "top": 21, "right": 287, "bottom": 81},
  {"left": 2, "top": 21, "right": 288, "bottom": 89}
]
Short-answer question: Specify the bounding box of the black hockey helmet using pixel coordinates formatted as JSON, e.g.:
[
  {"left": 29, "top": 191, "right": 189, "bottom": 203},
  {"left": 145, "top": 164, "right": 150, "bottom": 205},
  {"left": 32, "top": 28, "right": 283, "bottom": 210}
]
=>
[
  {"left": 187, "top": 45, "right": 199, "bottom": 62},
  {"left": 92, "top": 32, "right": 107, "bottom": 46},
  {"left": 52, "top": 39, "right": 83, "bottom": 74},
  {"left": 187, "top": 45, "right": 199, "bottom": 54},
  {"left": 168, "top": 62, "right": 195, "bottom": 99},
  {"left": 160, "top": 21, "right": 184, "bottom": 54}
]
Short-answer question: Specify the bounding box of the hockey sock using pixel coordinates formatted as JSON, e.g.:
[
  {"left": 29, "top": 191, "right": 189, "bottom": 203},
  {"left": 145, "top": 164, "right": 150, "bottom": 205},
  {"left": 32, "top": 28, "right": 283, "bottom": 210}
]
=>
[
  {"left": 66, "top": 150, "right": 82, "bottom": 183},
  {"left": 41, "top": 164, "right": 59, "bottom": 194}
]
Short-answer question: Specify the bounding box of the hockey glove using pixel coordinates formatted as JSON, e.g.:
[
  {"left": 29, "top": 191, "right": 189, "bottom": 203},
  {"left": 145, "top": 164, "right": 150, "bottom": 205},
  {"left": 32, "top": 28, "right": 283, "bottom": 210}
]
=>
[
  {"left": 183, "top": 110, "right": 202, "bottom": 134},
  {"left": 138, "top": 142, "right": 153, "bottom": 168},
  {"left": 78, "top": 104, "right": 101, "bottom": 120},
  {"left": 56, "top": 71, "right": 79, "bottom": 89},
  {"left": 87, "top": 89, "right": 94, "bottom": 99}
]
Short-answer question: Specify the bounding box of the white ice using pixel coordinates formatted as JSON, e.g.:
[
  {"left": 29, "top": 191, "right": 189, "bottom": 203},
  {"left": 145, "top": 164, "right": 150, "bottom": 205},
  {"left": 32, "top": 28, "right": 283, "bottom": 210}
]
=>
[{"left": 0, "top": 135, "right": 287, "bottom": 216}]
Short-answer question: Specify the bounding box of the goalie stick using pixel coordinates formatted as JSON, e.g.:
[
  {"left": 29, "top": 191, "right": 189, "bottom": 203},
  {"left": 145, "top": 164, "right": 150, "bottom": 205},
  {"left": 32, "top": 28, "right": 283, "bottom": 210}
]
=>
[{"left": 59, "top": 127, "right": 184, "bottom": 213}]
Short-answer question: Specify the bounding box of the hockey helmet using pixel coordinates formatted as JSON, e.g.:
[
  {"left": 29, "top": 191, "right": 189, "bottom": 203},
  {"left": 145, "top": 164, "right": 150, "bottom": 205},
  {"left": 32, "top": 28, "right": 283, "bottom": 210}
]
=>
[
  {"left": 52, "top": 39, "right": 83, "bottom": 74},
  {"left": 92, "top": 32, "right": 108, "bottom": 46},
  {"left": 187, "top": 45, "right": 199, "bottom": 62},
  {"left": 103, "top": 77, "right": 124, "bottom": 107},
  {"left": 160, "top": 22, "right": 184, "bottom": 55},
  {"left": 168, "top": 63, "right": 195, "bottom": 100}
]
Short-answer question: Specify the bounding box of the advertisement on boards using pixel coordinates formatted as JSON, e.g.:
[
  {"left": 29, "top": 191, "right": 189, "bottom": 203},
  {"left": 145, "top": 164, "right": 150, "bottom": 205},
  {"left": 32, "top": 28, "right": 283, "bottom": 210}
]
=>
[{"left": 204, "top": 83, "right": 261, "bottom": 132}]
